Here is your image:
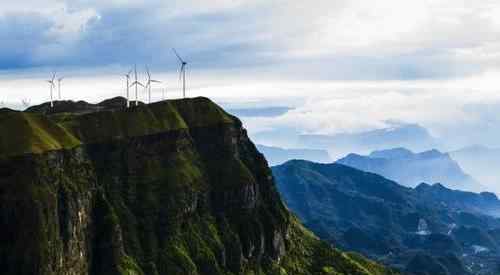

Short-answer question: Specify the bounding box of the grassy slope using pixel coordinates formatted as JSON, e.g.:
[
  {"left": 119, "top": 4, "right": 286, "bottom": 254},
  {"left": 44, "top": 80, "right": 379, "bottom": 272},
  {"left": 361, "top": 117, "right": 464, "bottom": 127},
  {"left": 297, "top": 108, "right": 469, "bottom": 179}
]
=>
[
  {"left": 0, "top": 111, "right": 81, "bottom": 157},
  {"left": 0, "top": 98, "right": 233, "bottom": 158}
]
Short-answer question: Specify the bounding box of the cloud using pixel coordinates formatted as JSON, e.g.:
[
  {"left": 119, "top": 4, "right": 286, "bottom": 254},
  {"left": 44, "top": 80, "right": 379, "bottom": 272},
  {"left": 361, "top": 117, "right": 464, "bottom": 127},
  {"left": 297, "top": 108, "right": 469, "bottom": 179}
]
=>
[
  {"left": 221, "top": 71, "right": 500, "bottom": 150},
  {"left": 0, "top": 0, "right": 499, "bottom": 80}
]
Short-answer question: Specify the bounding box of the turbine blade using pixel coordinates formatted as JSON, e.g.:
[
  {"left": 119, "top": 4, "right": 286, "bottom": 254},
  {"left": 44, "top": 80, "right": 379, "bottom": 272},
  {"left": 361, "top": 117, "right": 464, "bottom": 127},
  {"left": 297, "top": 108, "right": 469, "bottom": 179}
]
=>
[
  {"left": 130, "top": 81, "right": 145, "bottom": 88},
  {"left": 172, "top": 48, "right": 184, "bottom": 63}
]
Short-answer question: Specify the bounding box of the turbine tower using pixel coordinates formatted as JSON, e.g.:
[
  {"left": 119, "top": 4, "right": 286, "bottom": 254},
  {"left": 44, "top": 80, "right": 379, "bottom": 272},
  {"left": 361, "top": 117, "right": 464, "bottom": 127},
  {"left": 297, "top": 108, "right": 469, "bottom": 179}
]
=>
[
  {"left": 57, "top": 77, "right": 64, "bottom": 100},
  {"left": 145, "top": 66, "right": 161, "bottom": 104},
  {"left": 172, "top": 48, "right": 188, "bottom": 98},
  {"left": 46, "top": 73, "right": 56, "bottom": 108},
  {"left": 125, "top": 69, "right": 132, "bottom": 108},
  {"left": 129, "top": 65, "right": 144, "bottom": 106}
]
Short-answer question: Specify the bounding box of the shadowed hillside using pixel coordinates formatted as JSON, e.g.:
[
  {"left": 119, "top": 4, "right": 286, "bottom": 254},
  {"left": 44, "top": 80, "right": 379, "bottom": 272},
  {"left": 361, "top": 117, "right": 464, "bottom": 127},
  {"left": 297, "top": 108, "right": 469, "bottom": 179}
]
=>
[{"left": 272, "top": 160, "right": 500, "bottom": 275}]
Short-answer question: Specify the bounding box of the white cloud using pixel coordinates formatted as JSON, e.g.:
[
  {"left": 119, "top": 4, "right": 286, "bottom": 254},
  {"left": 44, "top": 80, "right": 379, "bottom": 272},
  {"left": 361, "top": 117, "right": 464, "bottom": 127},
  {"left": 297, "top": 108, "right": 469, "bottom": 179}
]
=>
[
  {"left": 0, "top": 0, "right": 499, "bottom": 81},
  {"left": 1, "top": 1, "right": 500, "bottom": 150}
]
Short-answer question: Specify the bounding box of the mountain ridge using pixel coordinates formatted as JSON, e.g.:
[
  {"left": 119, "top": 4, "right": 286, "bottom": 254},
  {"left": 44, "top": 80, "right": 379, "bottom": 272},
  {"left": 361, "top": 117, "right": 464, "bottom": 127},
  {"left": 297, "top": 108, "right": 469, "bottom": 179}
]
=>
[
  {"left": 272, "top": 159, "right": 500, "bottom": 275},
  {"left": 337, "top": 148, "right": 480, "bottom": 192}
]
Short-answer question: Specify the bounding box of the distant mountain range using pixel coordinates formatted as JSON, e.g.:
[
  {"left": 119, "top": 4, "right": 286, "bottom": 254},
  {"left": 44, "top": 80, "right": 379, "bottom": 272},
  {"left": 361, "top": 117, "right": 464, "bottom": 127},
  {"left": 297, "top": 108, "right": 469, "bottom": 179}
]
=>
[
  {"left": 336, "top": 148, "right": 481, "bottom": 192},
  {"left": 298, "top": 123, "right": 439, "bottom": 159},
  {"left": 256, "top": 144, "right": 331, "bottom": 166},
  {"left": 450, "top": 145, "right": 500, "bottom": 195},
  {"left": 272, "top": 160, "right": 500, "bottom": 275}
]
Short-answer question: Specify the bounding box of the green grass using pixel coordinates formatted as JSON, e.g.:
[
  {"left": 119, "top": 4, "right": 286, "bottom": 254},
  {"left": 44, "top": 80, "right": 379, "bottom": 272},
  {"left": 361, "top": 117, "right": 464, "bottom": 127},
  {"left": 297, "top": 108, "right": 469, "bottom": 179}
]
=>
[
  {"left": 0, "top": 97, "right": 234, "bottom": 158},
  {"left": 0, "top": 112, "right": 81, "bottom": 157}
]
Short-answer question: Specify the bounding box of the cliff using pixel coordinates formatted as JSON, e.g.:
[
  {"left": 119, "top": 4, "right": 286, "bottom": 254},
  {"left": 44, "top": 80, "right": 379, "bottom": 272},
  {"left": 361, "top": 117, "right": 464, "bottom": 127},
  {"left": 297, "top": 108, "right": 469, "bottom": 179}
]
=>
[{"left": 0, "top": 97, "right": 394, "bottom": 275}]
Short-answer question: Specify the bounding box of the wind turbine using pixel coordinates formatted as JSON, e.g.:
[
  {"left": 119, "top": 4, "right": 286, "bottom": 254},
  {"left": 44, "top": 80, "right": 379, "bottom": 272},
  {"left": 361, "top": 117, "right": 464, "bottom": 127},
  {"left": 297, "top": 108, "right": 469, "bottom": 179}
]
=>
[
  {"left": 46, "top": 73, "right": 56, "bottom": 108},
  {"left": 57, "top": 76, "right": 64, "bottom": 100},
  {"left": 172, "top": 48, "right": 188, "bottom": 98},
  {"left": 124, "top": 69, "right": 132, "bottom": 107},
  {"left": 145, "top": 66, "right": 161, "bottom": 104},
  {"left": 129, "top": 65, "right": 144, "bottom": 106}
]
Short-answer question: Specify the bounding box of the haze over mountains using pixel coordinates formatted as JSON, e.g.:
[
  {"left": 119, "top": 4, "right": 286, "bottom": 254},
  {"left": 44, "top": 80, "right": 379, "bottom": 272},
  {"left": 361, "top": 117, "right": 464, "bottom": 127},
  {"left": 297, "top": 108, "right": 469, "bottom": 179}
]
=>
[
  {"left": 450, "top": 146, "right": 500, "bottom": 195},
  {"left": 299, "top": 123, "right": 439, "bottom": 159},
  {"left": 248, "top": 121, "right": 441, "bottom": 161},
  {"left": 337, "top": 148, "right": 481, "bottom": 192},
  {"left": 256, "top": 144, "right": 331, "bottom": 166}
]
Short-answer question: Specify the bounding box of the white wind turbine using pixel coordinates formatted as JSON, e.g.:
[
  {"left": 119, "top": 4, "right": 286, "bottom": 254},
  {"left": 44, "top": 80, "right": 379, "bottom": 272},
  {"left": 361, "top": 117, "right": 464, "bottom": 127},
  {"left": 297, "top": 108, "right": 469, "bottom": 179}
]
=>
[
  {"left": 46, "top": 73, "right": 56, "bottom": 108},
  {"left": 124, "top": 69, "right": 132, "bottom": 107},
  {"left": 57, "top": 76, "right": 64, "bottom": 100},
  {"left": 172, "top": 48, "right": 188, "bottom": 98},
  {"left": 129, "top": 65, "right": 145, "bottom": 106},
  {"left": 145, "top": 66, "right": 161, "bottom": 104}
]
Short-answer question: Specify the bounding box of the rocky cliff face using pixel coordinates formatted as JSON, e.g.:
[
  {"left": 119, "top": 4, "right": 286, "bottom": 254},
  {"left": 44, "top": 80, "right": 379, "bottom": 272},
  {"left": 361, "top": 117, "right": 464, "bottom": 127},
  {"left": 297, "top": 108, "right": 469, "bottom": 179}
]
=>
[{"left": 0, "top": 97, "right": 393, "bottom": 275}]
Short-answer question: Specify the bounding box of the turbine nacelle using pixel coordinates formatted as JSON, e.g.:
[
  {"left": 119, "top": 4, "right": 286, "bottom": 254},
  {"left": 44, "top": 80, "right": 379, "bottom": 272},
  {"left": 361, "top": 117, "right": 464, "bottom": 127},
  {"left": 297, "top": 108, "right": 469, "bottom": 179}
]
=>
[{"left": 130, "top": 81, "right": 145, "bottom": 88}]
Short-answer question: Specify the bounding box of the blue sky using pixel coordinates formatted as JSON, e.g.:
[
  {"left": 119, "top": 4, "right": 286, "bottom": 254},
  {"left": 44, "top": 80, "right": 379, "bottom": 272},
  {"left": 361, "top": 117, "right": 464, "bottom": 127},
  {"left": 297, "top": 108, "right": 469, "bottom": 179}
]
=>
[
  {"left": 2, "top": 0, "right": 499, "bottom": 79},
  {"left": 2, "top": 1, "right": 500, "bottom": 151}
]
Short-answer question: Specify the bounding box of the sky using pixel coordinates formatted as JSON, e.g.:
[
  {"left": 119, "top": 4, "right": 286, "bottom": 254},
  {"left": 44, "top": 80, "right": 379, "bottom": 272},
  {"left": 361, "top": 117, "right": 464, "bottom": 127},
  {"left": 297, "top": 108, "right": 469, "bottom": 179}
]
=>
[{"left": 1, "top": 0, "right": 500, "bottom": 150}]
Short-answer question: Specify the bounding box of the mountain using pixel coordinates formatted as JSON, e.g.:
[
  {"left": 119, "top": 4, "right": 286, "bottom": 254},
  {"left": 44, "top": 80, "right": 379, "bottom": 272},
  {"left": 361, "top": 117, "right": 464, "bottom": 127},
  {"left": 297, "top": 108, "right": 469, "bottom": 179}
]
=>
[
  {"left": 256, "top": 144, "right": 331, "bottom": 165},
  {"left": 24, "top": 96, "right": 137, "bottom": 114},
  {"left": 414, "top": 183, "right": 500, "bottom": 218},
  {"left": 272, "top": 160, "right": 500, "bottom": 275},
  {"left": 337, "top": 148, "right": 480, "bottom": 192},
  {"left": 0, "top": 98, "right": 394, "bottom": 275},
  {"left": 298, "top": 123, "right": 439, "bottom": 159},
  {"left": 450, "top": 145, "right": 500, "bottom": 195}
]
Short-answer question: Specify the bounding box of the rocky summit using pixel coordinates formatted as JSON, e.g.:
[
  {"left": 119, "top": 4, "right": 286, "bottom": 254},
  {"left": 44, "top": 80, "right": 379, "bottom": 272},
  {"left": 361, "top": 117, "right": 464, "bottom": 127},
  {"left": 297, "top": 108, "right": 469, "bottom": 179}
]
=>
[{"left": 0, "top": 97, "right": 394, "bottom": 275}]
